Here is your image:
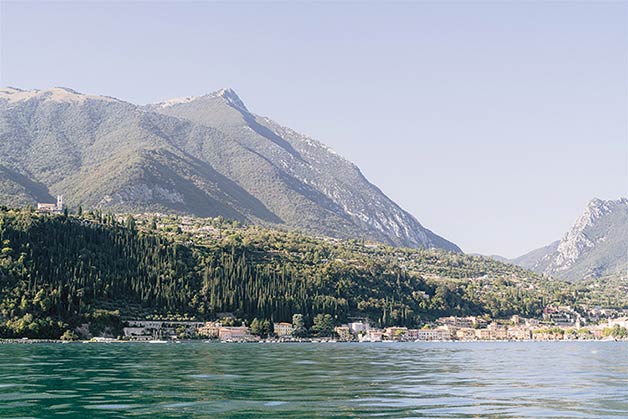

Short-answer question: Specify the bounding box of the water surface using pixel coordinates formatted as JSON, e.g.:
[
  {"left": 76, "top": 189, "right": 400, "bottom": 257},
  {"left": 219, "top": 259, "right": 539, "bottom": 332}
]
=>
[{"left": 0, "top": 341, "right": 626, "bottom": 418}]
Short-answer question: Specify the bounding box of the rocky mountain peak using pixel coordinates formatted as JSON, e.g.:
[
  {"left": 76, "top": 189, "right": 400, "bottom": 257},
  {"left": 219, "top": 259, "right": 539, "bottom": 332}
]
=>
[
  {"left": 512, "top": 197, "right": 628, "bottom": 281},
  {"left": 212, "top": 88, "right": 248, "bottom": 113}
]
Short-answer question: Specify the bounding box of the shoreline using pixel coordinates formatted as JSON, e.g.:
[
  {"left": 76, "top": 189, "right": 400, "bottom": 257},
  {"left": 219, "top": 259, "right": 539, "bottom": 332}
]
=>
[{"left": 1, "top": 338, "right": 626, "bottom": 345}]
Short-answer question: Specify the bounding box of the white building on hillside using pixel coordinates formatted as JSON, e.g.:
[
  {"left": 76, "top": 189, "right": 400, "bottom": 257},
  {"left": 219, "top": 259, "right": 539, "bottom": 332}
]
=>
[{"left": 37, "top": 195, "right": 64, "bottom": 213}]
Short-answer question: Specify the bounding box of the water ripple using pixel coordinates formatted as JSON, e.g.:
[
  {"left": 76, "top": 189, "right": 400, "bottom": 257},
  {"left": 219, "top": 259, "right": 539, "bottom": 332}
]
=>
[{"left": 0, "top": 341, "right": 626, "bottom": 418}]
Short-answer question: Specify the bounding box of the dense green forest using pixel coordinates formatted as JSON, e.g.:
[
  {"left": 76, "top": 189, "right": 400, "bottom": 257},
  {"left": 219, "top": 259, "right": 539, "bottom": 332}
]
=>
[{"left": 0, "top": 208, "right": 625, "bottom": 339}]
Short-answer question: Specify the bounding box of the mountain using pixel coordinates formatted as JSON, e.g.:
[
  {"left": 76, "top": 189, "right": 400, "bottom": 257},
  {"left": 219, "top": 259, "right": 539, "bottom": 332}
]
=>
[
  {"left": 511, "top": 198, "right": 628, "bottom": 281},
  {"left": 0, "top": 86, "right": 460, "bottom": 251}
]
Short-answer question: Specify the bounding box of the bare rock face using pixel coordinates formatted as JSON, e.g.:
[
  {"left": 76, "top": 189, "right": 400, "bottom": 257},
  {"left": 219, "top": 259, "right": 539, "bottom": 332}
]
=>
[
  {"left": 512, "top": 198, "right": 628, "bottom": 281},
  {"left": 0, "top": 86, "right": 460, "bottom": 251}
]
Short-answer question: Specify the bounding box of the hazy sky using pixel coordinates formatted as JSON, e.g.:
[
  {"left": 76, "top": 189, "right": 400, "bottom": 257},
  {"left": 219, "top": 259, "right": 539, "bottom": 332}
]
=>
[{"left": 1, "top": 1, "right": 626, "bottom": 257}]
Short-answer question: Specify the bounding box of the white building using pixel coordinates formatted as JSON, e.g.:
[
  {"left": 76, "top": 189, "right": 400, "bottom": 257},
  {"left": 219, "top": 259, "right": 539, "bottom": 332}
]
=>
[
  {"left": 37, "top": 195, "right": 64, "bottom": 214},
  {"left": 123, "top": 320, "right": 205, "bottom": 340},
  {"left": 360, "top": 329, "right": 384, "bottom": 342},
  {"left": 415, "top": 327, "right": 451, "bottom": 341},
  {"left": 218, "top": 326, "right": 256, "bottom": 341},
  {"left": 348, "top": 321, "right": 370, "bottom": 335}
]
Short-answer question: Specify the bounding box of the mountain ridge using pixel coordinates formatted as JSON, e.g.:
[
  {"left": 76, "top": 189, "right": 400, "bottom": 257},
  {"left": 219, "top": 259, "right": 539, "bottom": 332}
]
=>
[
  {"left": 0, "top": 86, "right": 461, "bottom": 252},
  {"left": 508, "top": 198, "right": 628, "bottom": 281}
]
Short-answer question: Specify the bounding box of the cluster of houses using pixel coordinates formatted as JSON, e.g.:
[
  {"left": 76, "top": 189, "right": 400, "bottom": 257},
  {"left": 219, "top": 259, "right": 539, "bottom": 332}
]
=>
[
  {"left": 121, "top": 305, "right": 628, "bottom": 342},
  {"left": 333, "top": 311, "right": 626, "bottom": 342}
]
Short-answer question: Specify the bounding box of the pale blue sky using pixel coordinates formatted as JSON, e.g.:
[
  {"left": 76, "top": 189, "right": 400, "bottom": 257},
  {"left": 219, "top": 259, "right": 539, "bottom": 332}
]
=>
[{"left": 1, "top": 1, "right": 626, "bottom": 257}]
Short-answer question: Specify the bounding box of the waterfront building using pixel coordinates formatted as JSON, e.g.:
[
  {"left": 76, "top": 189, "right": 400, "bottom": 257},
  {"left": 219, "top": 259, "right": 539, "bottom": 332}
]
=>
[
  {"left": 218, "top": 326, "right": 254, "bottom": 341},
  {"left": 123, "top": 320, "right": 205, "bottom": 340},
  {"left": 334, "top": 326, "right": 352, "bottom": 341},
  {"left": 273, "top": 322, "right": 295, "bottom": 338},
  {"left": 362, "top": 329, "right": 384, "bottom": 342},
  {"left": 405, "top": 329, "right": 420, "bottom": 340},
  {"left": 487, "top": 323, "right": 508, "bottom": 340},
  {"left": 476, "top": 329, "right": 491, "bottom": 340},
  {"left": 415, "top": 327, "right": 450, "bottom": 341},
  {"left": 507, "top": 326, "right": 531, "bottom": 340},
  {"left": 456, "top": 328, "right": 477, "bottom": 340},
  {"left": 197, "top": 322, "right": 221, "bottom": 338},
  {"left": 348, "top": 321, "right": 370, "bottom": 335}
]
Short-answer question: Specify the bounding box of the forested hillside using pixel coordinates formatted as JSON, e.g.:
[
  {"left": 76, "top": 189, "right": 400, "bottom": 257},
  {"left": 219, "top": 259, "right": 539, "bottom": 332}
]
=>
[{"left": 0, "top": 208, "right": 625, "bottom": 339}]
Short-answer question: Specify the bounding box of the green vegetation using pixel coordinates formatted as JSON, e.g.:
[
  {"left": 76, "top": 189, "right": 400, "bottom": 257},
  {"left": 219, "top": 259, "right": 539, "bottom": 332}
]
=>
[
  {"left": 60, "top": 329, "right": 79, "bottom": 341},
  {"left": 312, "top": 314, "right": 335, "bottom": 337},
  {"left": 602, "top": 324, "right": 628, "bottom": 339},
  {"left": 291, "top": 314, "right": 307, "bottom": 338},
  {"left": 250, "top": 318, "right": 273, "bottom": 338},
  {"left": 0, "top": 208, "right": 625, "bottom": 339}
]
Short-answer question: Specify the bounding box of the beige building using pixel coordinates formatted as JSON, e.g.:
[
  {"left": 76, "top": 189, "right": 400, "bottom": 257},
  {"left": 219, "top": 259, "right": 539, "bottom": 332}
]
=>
[
  {"left": 476, "top": 329, "right": 491, "bottom": 340},
  {"left": 218, "top": 326, "right": 253, "bottom": 341},
  {"left": 507, "top": 326, "right": 531, "bottom": 340},
  {"left": 487, "top": 323, "right": 508, "bottom": 340},
  {"left": 197, "top": 322, "right": 221, "bottom": 338},
  {"left": 273, "top": 322, "right": 294, "bottom": 338},
  {"left": 456, "top": 328, "right": 477, "bottom": 340},
  {"left": 334, "top": 326, "right": 352, "bottom": 341}
]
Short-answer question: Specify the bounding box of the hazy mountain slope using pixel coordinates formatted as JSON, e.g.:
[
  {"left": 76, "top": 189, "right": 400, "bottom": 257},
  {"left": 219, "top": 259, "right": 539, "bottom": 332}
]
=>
[
  {"left": 149, "top": 89, "right": 459, "bottom": 250},
  {"left": 512, "top": 198, "right": 628, "bottom": 281},
  {"left": 511, "top": 241, "right": 559, "bottom": 269},
  {"left": 0, "top": 87, "right": 285, "bottom": 222},
  {"left": 0, "top": 86, "right": 460, "bottom": 251}
]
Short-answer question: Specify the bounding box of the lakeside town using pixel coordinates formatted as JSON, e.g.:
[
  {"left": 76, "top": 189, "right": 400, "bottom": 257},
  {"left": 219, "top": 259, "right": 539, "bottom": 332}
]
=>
[
  {"left": 87, "top": 304, "right": 628, "bottom": 344},
  {"left": 1, "top": 199, "right": 624, "bottom": 345}
]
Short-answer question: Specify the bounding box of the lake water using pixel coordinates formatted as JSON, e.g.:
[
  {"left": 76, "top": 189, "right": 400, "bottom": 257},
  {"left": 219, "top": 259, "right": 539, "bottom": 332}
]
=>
[{"left": 0, "top": 341, "right": 626, "bottom": 418}]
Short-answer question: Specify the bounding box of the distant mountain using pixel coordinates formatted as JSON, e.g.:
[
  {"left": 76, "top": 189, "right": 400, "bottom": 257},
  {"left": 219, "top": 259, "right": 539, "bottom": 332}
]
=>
[
  {"left": 0, "top": 86, "right": 460, "bottom": 251},
  {"left": 511, "top": 198, "right": 628, "bottom": 281}
]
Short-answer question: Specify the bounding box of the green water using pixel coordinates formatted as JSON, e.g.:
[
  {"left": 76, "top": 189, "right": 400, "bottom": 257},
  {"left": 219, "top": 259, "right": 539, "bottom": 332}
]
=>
[{"left": 0, "top": 341, "right": 626, "bottom": 418}]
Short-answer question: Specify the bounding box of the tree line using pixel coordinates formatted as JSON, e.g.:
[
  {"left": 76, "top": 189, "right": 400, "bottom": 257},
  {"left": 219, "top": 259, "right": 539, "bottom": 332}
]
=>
[{"left": 0, "top": 208, "right": 606, "bottom": 339}]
